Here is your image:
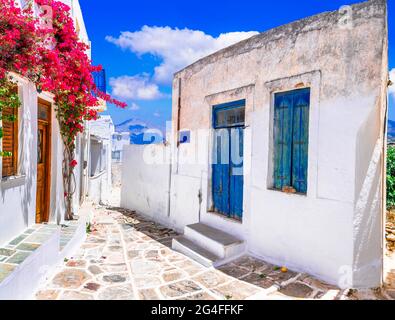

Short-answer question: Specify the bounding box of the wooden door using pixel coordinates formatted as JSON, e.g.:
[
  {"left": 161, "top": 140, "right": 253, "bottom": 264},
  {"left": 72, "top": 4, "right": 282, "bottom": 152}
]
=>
[
  {"left": 212, "top": 100, "right": 245, "bottom": 221},
  {"left": 36, "top": 100, "right": 51, "bottom": 223}
]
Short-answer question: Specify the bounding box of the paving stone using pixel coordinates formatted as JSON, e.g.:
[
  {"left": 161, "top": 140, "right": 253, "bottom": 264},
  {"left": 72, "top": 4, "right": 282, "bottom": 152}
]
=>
[
  {"left": 9, "top": 234, "right": 28, "bottom": 246},
  {"left": 217, "top": 264, "right": 251, "bottom": 279},
  {"left": 98, "top": 284, "right": 135, "bottom": 300},
  {"left": 60, "top": 291, "right": 94, "bottom": 300},
  {"left": 299, "top": 274, "right": 338, "bottom": 291},
  {"left": 131, "top": 259, "right": 161, "bottom": 275},
  {"left": 265, "top": 291, "right": 298, "bottom": 300},
  {"left": 267, "top": 268, "right": 299, "bottom": 284},
  {"left": 36, "top": 289, "right": 60, "bottom": 300},
  {"left": 0, "top": 263, "right": 16, "bottom": 282},
  {"left": 66, "top": 260, "right": 87, "bottom": 268},
  {"left": 108, "top": 245, "right": 122, "bottom": 252},
  {"left": 233, "top": 256, "right": 273, "bottom": 272},
  {"left": 83, "top": 282, "right": 101, "bottom": 292},
  {"left": 127, "top": 250, "right": 140, "bottom": 259},
  {"left": 86, "top": 237, "right": 106, "bottom": 244},
  {"left": 52, "top": 269, "right": 91, "bottom": 289},
  {"left": 0, "top": 248, "right": 15, "bottom": 256},
  {"left": 138, "top": 288, "right": 159, "bottom": 300},
  {"left": 134, "top": 275, "right": 162, "bottom": 288},
  {"left": 162, "top": 270, "right": 188, "bottom": 282},
  {"left": 240, "top": 272, "right": 277, "bottom": 289},
  {"left": 210, "top": 281, "right": 261, "bottom": 300},
  {"left": 178, "top": 292, "right": 216, "bottom": 300},
  {"left": 24, "top": 233, "right": 52, "bottom": 244},
  {"left": 100, "top": 263, "right": 128, "bottom": 272},
  {"left": 279, "top": 282, "right": 314, "bottom": 298},
  {"left": 88, "top": 265, "right": 103, "bottom": 275},
  {"left": 102, "top": 273, "right": 127, "bottom": 283},
  {"left": 102, "top": 253, "right": 124, "bottom": 265},
  {"left": 6, "top": 251, "right": 30, "bottom": 264},
  {"left": 24, "top": 229, "right": 36, "bottom": 234},
  {"left": 160, "top": 280, "right": 202, "bottom": 298},
  {"left": 146, "top": 250, "right": 160, "bottom": 260},
  {"left": 192, "top": 271, "right": 229, "bottom": 288},
  {"left": 16, "top": 243, "right": 40, "bottom": 251}
]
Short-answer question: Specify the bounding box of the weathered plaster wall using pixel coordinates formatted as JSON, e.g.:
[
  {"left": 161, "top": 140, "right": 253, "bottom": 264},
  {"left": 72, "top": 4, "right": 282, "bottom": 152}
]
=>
[{"left": 121, "top": 0, "right": 388, "bottom": 287}]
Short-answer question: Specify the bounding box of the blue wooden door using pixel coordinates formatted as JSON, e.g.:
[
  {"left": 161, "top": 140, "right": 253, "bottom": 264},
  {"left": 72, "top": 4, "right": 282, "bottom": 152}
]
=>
[
  {"left": 213, "top": 129, "right": 230, "bottom": 215},
  {"left": 229, "top": 127, "right": 244, "bottom": 220},
  {"left": 212, "top": 100, "right": 245, "bottom": 220}
]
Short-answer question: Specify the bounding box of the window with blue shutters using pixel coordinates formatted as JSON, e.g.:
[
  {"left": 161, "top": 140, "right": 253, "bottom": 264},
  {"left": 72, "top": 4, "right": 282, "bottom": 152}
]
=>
[{"left": 273, "top": 88, "right": 310, "bottom": 194}]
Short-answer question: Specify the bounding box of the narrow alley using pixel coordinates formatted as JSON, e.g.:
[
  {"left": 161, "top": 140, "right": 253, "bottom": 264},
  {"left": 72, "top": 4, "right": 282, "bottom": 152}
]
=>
[{"left": 33, "top": 189, "right": 395, "bottom": 300}]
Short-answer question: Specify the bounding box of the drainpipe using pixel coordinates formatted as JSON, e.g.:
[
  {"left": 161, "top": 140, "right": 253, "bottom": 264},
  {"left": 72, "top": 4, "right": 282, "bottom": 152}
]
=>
[
  {"left": 168, "top": 78, "right": 181, "bottom": 217},
  {"left": 176, "top": 78, "right": 182, "bottom": 148}
]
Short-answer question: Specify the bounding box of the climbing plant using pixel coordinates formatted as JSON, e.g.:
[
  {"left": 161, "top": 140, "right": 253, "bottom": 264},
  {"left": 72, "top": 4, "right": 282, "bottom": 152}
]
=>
[
  {"left": 388, "top": 146, "right": 395, "bottom": 209},
  {"left": 0, "top": 0, "right": 126, "bottom": 220}
]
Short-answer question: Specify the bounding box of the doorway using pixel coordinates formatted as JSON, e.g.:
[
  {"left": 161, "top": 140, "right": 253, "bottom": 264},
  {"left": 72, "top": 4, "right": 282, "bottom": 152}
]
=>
[
  {"left": 36, "top": 98, "right": 51, "bottom": 223},
  {"left": 212, "top": 100, "right": 245, "bottom": 221}
]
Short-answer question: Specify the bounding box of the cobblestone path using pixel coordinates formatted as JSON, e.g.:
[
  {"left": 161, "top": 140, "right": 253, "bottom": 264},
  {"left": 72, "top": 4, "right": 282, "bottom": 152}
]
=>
[{"left": 34, "top": 204, "right": 395, "bottom": 300}]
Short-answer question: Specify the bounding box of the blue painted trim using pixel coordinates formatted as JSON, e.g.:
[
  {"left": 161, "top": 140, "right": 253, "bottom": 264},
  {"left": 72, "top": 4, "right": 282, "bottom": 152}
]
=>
[
  {"left": 212, "top": 99, "right": 246, "bottom": 129},
  {"left": 213, "top": 99, "right": 246, "bottom": 112}
]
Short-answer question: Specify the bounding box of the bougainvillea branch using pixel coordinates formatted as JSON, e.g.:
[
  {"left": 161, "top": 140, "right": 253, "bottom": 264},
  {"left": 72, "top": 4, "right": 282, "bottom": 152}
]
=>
[{"left": 0, "top": 0, "right": 127, "bottom": 220}]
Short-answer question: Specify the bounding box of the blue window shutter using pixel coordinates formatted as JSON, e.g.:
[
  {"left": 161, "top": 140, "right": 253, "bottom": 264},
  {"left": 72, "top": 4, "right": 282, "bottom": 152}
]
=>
[
  {"left": 291, "top": 89, "right": 310, "bottom": 193},
  {"left": 273, "top": 93, "right": 293, "bottom": 190}
]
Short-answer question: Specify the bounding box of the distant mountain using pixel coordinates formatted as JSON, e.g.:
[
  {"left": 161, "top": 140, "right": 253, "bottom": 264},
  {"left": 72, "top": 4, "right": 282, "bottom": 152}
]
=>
[
  {"left": 389, "top": 120, "right": 395, "bottom": 142},
  {"left": 115, "top": 118, "right": 164, "bottom": 145}
]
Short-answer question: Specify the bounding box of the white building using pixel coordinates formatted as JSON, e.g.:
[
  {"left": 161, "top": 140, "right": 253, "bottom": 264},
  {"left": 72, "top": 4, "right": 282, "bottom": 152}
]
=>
[
  {"left": 87, "top": 115, "right": 114, "bottom": 204},
  {"left": 121, "top": 0, "right": 389, "bottom": 289},
  {"left": 112, "top": 132, "right": 130, "bottom": 163},
  {"left": 0, "top": 0, "right": 96, "bottom": 299}
]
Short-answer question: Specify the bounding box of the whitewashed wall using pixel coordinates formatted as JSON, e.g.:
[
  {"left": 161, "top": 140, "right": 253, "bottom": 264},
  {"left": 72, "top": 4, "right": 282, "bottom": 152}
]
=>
[
  {"left": 121, "top": 145, "right": 172, "bottom": 227},
  {"left": 0, "top": 77, "right": 37, "bottom": 245}
]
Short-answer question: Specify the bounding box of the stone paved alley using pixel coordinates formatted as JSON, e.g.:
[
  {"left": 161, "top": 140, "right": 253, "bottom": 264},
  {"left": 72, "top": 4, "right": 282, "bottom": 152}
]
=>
[{"left": 33, "top": 195, "right": 395, "bottom": 300}]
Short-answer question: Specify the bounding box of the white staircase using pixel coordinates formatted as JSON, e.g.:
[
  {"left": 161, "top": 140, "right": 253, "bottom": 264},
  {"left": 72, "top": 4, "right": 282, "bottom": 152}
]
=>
[{"left": 172, "top": 223, "right": 245, "bottom": 267}]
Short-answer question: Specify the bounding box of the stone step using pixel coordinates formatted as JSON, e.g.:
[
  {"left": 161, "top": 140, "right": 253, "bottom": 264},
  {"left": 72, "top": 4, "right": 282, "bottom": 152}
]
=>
[
  {"left": 172, "top": 236, "right": 220, "bottom": 268},
  {"left": 184, "top": 223, "right": 245, "bottom": 260}
]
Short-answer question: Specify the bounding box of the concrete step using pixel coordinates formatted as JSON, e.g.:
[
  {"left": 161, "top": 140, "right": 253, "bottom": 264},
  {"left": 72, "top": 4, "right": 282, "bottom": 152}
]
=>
[
  {"left": 183, "top": 223, "right": 245, "bottom": 261},
  {"left": 172, "top": 236, "right": 220, "bottom": 268}
]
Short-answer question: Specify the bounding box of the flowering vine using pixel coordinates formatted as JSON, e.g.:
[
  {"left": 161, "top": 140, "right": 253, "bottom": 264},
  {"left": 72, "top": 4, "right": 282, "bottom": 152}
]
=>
[{"left": 0, "top": 0, "right": 127, "bottom": 220}]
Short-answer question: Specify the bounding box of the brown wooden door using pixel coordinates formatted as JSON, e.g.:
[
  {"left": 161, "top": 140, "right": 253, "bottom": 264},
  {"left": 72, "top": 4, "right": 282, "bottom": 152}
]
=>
[{"left": 36, "top": 100, "right": 51, "bottom": 223}]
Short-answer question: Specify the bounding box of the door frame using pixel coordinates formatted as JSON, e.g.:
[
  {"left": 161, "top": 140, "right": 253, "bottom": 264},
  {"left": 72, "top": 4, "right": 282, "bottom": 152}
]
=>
[
  {"left": 36, "top": 98, "right": 52, "bottom": 223},
  {"left": 210, "top": 99, "right": 245, "bottom": 220}
]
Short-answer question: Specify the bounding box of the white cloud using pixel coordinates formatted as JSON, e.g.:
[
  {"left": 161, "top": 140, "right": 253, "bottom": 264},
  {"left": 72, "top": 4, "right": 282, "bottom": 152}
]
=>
[
  {"left": 153, "top": 111, "right": 161, "bottom": 117},
  {"left": 129, "top": 102, "right": 140, "bottom": 111},
  {"left": 109, "top": 74, "right": 164, "bottom": 100},
  {"left": 390, "top": 69, "right": 395, "bottom": 98},
  {"left": 106, "top": 26, "right": 258, "bottom": 84}
]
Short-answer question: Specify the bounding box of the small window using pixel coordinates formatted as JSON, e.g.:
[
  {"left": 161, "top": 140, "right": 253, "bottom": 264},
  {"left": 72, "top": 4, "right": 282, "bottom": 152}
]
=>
[
  {"left": 273, "top": 88, "right": 310, "bottom": 194},
  {"left": 214, "top": 100, "right": 245, "bottom": 129},
  {"left": 1, "top": 89, "right": 18, "bottom": 178}
]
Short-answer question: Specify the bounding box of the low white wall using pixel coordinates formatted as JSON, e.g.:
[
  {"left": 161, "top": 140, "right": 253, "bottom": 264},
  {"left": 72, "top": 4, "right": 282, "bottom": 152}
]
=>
[{"left": 121, "top": 145, "right": 172, "bottom": 227}]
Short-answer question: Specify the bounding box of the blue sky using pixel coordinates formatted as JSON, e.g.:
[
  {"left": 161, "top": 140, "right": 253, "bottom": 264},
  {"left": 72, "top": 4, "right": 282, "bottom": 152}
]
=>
[{"left": 80, "top": 0, "right": 395, "bottom": 129}]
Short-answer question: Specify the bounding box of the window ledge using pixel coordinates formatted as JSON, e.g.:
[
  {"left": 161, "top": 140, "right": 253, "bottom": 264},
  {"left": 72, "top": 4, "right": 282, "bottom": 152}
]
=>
[
  {"left": 267, "top": 187, "right": 307, "bottom": 197},
  {"left": 1, "top": 175, "right": 26, "bottom": 189}
]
